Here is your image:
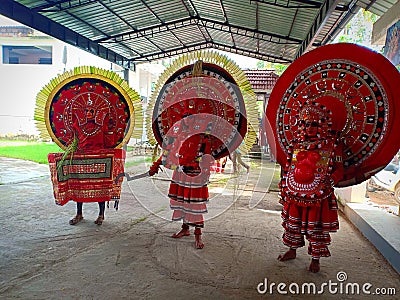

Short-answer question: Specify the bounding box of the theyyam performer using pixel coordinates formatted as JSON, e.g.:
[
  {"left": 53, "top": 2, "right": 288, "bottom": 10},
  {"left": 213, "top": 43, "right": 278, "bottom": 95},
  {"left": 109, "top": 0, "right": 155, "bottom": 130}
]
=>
[
  {"left": 146, "top": 51, "right": 258, "bottom": 249},
  {"left": 34, "top": 66, "right": 142, "bottom": 225},
  {"left": 266, "top": 43, "right": 400, "bottom": 272}
]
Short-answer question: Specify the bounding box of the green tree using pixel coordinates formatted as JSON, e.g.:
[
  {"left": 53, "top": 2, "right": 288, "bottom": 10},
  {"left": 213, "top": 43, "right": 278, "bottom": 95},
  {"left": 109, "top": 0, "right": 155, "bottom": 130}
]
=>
[
  {"left": 256, "top": 60, "right": 287, "bottom": 75},
  {"left": 335, "top": 9, "right": 382, "bottom": 53}
]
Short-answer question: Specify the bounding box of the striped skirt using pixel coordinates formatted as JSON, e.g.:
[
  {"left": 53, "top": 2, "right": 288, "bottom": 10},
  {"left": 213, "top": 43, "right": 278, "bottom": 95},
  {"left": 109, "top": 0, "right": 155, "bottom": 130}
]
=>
[
  {"left": 280, "top": 196, "right": 339, "bottom": 259},
  {"left": 168, "top": 169, "right": 209, "bottom": 227}
]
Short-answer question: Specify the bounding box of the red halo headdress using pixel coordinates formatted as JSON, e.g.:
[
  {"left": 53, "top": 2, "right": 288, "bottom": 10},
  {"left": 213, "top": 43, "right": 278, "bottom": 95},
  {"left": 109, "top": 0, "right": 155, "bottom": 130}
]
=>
[
  {"left": 266, "top": 43, "right": 400, "bottom": 187},
  {"left": 35, "top": 67, "right": 142, "bottom": 149},
  {"left": 147, "top": 51, "right": 258, "bottom": 167}
]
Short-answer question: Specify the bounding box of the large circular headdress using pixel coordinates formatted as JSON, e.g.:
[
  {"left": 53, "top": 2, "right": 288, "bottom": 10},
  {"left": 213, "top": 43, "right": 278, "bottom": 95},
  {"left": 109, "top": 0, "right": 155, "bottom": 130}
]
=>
[
  {"left": 34, "top": 66, "right": 143, "bottom": 149},
  {"left": 266, "top": 43, "right": 400, "bottom": 187},
  {"left": 147, "top": 50, "right": 258, "bottom": 159}
]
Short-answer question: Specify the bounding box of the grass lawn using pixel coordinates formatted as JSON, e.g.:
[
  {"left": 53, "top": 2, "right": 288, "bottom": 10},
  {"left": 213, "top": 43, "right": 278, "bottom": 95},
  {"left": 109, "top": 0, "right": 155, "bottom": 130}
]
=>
[
  {"left": 0, "top": 140, "right": 62, "bottom": 164},
  {"left": 0, "top": 140, "right": 153, "bottom": 166}
]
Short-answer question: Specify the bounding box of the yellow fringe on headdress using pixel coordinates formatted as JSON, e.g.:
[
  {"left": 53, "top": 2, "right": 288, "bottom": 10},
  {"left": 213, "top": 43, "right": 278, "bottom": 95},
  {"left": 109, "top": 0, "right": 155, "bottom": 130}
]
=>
[
  {"left": 146, "top": 50, "right": 258, "bottom": 154},
  {"left": 34, "top": 66, "right": 143, "bottom": 150}
]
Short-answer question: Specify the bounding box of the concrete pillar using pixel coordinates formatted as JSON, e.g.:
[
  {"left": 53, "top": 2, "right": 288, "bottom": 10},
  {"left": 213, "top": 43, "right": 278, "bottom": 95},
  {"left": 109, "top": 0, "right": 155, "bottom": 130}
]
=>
[
  {"left": 335, "top": 180, "right": 368, "bottom": 205},
  {"left": 371, "top": 0, "right": 400, "bottom": 45},
  {"left": 123, "top": 68, "right": 129, "bottom": 83}
]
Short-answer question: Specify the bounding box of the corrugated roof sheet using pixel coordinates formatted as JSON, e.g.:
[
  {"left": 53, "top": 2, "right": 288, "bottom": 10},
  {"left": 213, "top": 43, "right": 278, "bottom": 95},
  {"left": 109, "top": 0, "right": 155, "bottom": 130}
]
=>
[{"left": 0, "top": 0, "right": 397, "bottom": 69}]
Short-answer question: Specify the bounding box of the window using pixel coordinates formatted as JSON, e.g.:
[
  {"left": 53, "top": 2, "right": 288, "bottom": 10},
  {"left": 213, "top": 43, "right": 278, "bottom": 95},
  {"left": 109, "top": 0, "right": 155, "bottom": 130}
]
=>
[{"left": 2, "top": 45, "right": 52, "bottom": 65}]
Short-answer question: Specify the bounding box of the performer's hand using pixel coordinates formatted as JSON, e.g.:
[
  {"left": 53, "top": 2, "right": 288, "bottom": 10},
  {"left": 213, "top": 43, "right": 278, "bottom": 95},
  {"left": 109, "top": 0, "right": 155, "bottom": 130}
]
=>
[
  {"left": 149, "top": 165, "right": 163, "bottom": 176},
  {"left": 149, "top": 156, "right": 163, "bottom": 176}
]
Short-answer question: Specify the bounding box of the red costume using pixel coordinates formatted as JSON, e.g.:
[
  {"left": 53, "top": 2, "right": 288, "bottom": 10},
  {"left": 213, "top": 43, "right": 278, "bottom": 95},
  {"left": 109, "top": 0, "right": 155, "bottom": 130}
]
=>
[
  {"left": 210, "top": 157, "right": 227, "bottom": 173},
  {"left": 46, "top": 79, "right": 131, "bottom": 206},
  {"left": 265, "top": 43, "right": 400, "bottom": 272},
  {"left": 279, "top": 102, "right": 343, "bottom": 259},
  {"left": 148, "top": 57, "right": 253, "bottom": 248},
  {"left": 35, "top": 67, "right": 141, "bottom": 225},
  {"left": 150, "top": 113, "right": 214, "bottom": 228}
]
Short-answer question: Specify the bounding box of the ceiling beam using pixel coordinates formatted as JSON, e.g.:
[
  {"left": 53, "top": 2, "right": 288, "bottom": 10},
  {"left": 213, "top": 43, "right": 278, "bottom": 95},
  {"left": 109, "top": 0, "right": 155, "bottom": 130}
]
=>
[
  {"left": 130, "top": 41, "right": 212, "bottom": 62},
  {"left": 99, "top": 1, "right": 157, "bottom": 58},
  {"left": 200, "top": 17, "right": 302, "bottom": 44},
  {"left": 33, "top": 0, "right": 100, "bottom": 13},
  {"left": 320, "top": 0, "right": 361, "bottom": 46},
  {"left": 96, "top": 15, "right": 302, "bottom": 45},
  {"left": 212, "top": 42, "right": 292, "bottom": 63},
  {"left": 140, "top": 0, "right": 164, "bottom": 24},
  {"left": 95, "top": 17, "right": 195, "bottom": 42},
  {"left": 365, "top": 0, "right": 378, "bottom": 11},
  {"left": 128, "top": 39, "right": 292, "bottom": 64},
  {"left": 249, "top": 0, "right": 322, "bottom": 9},
  {"left": 295, "top": 0, "right": 340, "bottom": 59},
  {"left": 179, "top": 0, "right": 212, "bottom": 44},
  {"left": 184, "top": 0, "right": 200, "bottom": 16}
]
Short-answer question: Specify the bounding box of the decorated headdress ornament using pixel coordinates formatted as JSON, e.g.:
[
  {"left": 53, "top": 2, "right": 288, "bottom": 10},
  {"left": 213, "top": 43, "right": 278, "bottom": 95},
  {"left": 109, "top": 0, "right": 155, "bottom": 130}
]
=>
[
  {"left": 181, "top": 60, "right": 201, "bottom": 118},
  {"left": 192, "top": 59, "right": 203, "bottom": 76},
  {"left": 34, "top": 66, "right": 143, "bottom": 150},
  {"left": 296, "top": 101, "right": 333, "bottom": 141},
  {"left": 266, "top": 43, "right": 400, "bottom": 187},
  {"left": 147, "top": 50, "right": 259, "bottom": 161}
]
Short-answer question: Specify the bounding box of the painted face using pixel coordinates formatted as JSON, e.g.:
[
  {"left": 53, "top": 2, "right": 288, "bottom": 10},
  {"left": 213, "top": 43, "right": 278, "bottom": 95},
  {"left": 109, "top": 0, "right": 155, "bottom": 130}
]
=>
[
  {"left": 85, "top": 107, "right": 95, "bottom": 120},
  {"left": 304, "top": 120, "right": 318, "bottom": 137}
]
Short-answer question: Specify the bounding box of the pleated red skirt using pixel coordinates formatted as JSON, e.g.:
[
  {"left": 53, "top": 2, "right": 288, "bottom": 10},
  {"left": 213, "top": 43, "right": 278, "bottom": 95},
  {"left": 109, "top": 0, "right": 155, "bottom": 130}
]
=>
[
  {"left": 168, "top": 169, "right": 209, "bottom": 227},
  {"left": 280, "top": 196, "right": 339, "bottom": 259}
]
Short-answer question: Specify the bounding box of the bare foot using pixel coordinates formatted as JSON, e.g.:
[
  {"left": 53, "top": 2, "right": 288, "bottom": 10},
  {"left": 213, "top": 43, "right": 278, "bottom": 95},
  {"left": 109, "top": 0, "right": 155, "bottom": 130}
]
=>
[
  {"left": 195, "top": 233, "right": 204, "bottom": 249},
  {"left": 171, "top": 228, "right": 190, "bottom": 238},
  {"left": 94, "top": 215, "right": 104, "bottom": 225},
  {"left": 277, "top": 248, "right": 296, "bottom": 261},
  {"left": 69, "top": 214, "right": 83, "bottom": 225},
  {"left": 308, "top": 259, "right": 320, "bottom": 273}
]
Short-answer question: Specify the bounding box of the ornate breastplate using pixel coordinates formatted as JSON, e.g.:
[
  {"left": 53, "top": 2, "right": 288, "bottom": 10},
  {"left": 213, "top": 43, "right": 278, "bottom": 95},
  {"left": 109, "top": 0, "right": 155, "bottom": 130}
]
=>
[{"left": 285, "top": 140, "right": 335, "bottom": 203}]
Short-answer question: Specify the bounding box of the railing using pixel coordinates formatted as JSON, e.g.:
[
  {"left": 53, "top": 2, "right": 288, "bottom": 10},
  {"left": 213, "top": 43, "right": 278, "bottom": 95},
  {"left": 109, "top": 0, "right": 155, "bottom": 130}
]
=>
[{"left": 129, "top": 142, "right": 160, "bottom": 156}]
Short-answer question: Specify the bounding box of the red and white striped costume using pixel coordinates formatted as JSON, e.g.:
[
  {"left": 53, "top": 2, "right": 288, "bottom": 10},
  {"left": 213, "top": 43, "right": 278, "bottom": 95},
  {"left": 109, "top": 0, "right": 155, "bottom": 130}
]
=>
[
  {"left": 150, "top": 114, "right": 214, "bottom": 228},
  {"left": 279, "top": 102, "right": 344, "bottom": 259}
]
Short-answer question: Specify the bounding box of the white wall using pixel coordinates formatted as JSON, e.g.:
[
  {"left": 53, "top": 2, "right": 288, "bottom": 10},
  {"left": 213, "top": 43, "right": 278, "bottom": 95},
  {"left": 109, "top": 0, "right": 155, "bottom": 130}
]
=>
[
  {"left": 0, "top": 37, "right": 114, "bottom": 135},
  {"left": 0, "top": 15, "right": 164, "bottom": 136}
]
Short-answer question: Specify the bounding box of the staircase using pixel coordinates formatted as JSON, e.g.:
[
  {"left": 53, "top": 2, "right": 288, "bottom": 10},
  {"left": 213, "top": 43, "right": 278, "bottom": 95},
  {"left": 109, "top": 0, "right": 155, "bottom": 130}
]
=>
[{"left": 248, "top": 144, "right": 261, "bottom": 159}]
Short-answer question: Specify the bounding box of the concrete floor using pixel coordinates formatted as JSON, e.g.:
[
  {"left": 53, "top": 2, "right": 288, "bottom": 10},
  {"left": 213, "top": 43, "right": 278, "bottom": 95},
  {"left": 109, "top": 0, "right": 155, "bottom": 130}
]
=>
[{"left": 0, "top": 156, "right": 399, "bottom": 299}]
